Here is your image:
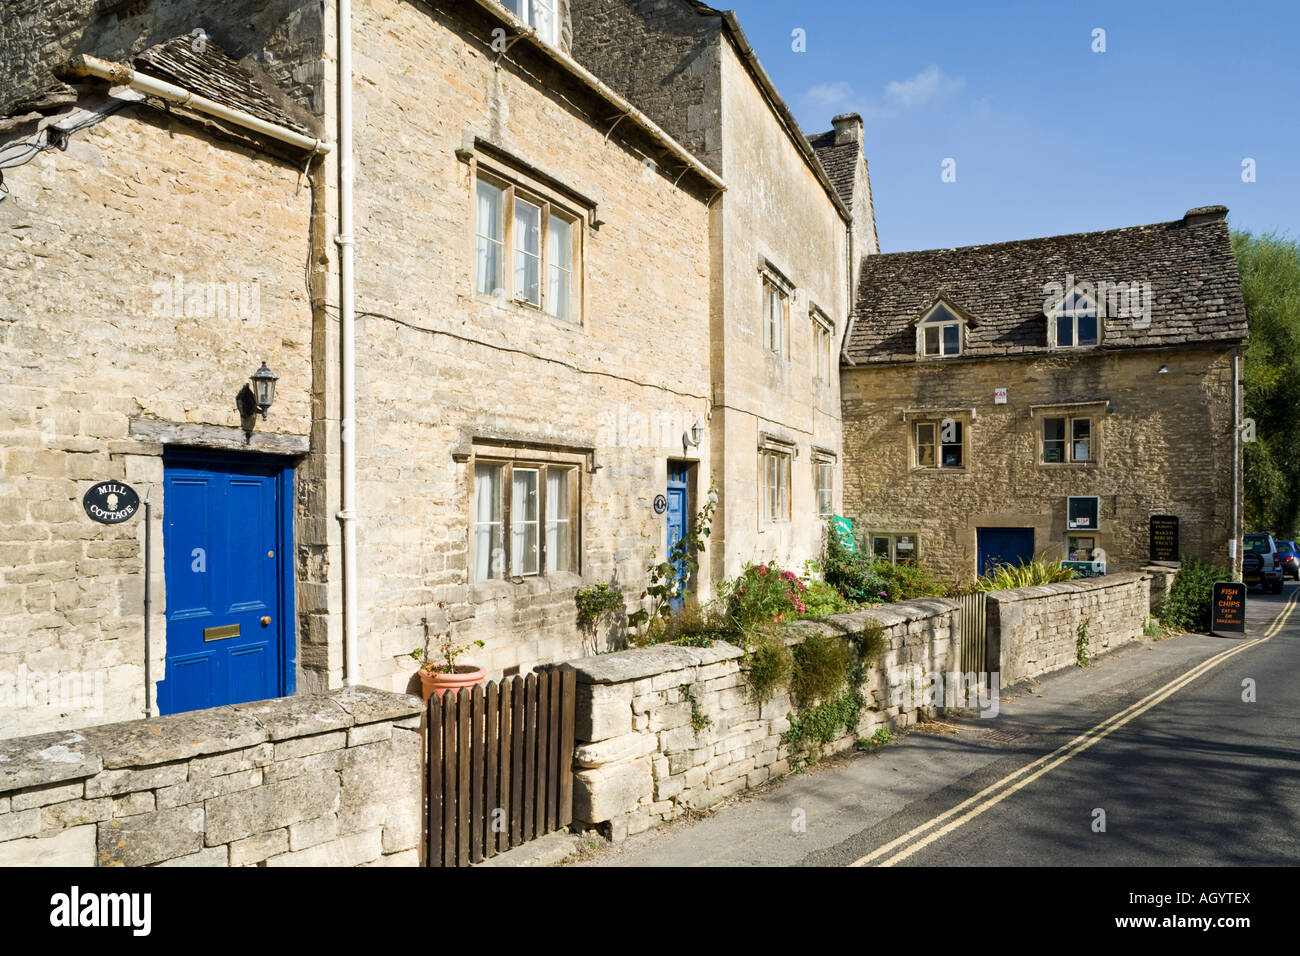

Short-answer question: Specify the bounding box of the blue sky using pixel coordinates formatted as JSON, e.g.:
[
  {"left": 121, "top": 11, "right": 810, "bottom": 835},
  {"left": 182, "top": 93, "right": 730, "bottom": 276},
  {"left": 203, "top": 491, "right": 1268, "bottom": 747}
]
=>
[{"left": 727, "top": 0, "right": 1299, "bottom": 252}]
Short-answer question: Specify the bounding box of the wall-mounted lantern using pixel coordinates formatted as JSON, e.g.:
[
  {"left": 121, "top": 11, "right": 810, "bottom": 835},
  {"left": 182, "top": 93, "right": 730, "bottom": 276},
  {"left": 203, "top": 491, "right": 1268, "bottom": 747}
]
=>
[
  {"left": 250, "top": 362, "right": 278, "bottom": 419},
  {"left": 682, "top": 418, "right": 703, "bottom": 454}
]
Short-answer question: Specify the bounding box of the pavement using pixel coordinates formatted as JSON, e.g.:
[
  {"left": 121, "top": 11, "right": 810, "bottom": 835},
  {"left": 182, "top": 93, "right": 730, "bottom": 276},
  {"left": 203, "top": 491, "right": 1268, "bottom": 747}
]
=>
[{"left": 565, "top": 581, "right": 1300, "bottom": 867}]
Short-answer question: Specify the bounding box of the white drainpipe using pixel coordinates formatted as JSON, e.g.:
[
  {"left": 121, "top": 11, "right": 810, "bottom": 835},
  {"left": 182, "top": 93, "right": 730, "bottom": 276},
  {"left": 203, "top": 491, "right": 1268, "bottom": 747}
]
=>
[{"left": 337, "top": 0, "right": 360, "bottom": 686}]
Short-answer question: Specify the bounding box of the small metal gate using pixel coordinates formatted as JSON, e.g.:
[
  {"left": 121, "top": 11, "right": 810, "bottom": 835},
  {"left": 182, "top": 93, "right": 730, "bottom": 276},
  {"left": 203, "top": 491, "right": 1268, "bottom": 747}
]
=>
[
  {"left": 425, "top": 668, "right": 576, "bottom": 867},
  {"left": 957, "top": 591, "right": 988, "bottom": 674}
]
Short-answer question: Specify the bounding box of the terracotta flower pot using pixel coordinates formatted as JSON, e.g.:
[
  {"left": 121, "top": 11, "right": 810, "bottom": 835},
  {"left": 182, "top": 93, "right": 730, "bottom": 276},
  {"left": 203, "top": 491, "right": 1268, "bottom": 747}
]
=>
[{"left": 419, "top": 664, "right": 487, "bottom": 702}]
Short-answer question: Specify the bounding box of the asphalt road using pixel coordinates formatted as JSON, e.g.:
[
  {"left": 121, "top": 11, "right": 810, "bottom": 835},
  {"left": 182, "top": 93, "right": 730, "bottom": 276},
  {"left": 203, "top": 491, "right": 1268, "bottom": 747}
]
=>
[{"left": 576, "top": 582, "right": 1300, "bottom": 867}]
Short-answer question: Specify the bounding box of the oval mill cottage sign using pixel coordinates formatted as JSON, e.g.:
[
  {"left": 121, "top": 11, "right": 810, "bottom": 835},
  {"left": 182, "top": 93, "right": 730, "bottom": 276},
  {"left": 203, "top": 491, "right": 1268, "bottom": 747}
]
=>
[{"left": 82, "top": 481, "right": 141, "bottom": 524}]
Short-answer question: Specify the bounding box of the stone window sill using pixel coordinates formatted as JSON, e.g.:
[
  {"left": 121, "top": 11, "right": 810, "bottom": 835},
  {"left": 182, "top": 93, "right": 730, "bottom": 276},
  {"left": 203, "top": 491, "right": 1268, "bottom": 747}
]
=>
[
  {"left": 469, "top": 571, "right": 584, "bottom": 603},
  {"left": 473, "top": 290, "right": 583, "bottom": 329}
]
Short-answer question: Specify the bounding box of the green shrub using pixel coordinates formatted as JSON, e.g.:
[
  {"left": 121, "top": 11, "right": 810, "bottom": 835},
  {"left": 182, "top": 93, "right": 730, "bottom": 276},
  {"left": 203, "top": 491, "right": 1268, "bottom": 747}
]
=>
[
  {"left": 790, "top": 632, "right": 853, "bottom": 708},
  {"left": 632, "top": 598, "right": 732, "bottom": 648},
  {"left": 1161, "top": 556, "right": 1235, "bottom": 632},
  {"left": 851, "top": 620, "right": 887, "bottom": 664},
  {"left": 575, "top": 581, "right": 624, "bottom": 630},
  {"left": 1076, "top": 616, "right": 1092, "bottom": 667},
  {"left": 855, "top": 727, "right": 894, "bottom": 750},
  {"left": 739, "top": 625, "right": 793, "bottom": 703},
  {"left": 820, "top": 527, "right": 949, "bottom": 603},
  {"left": 782, "top": 691, "right": 865, "bottom": 755},
  {"left": 875, "top": 559, "right": 950, "bottom": 601},
  {"left": 821, "top": 529, "right": 887, "bottom": 602},
  {"left": 973, "top": 557, "right": 1076, "bottom": 591},
  {"left": 799, "top": 580, "right": 859, "bottom": 618},
  {"left": 726, "top": 562, "right": 808, "bottom": 629}
]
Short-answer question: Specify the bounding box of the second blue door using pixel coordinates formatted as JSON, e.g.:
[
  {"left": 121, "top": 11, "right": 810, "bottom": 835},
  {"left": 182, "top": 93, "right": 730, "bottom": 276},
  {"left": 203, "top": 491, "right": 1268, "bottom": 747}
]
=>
[
  {"left": 667, "top": 463, "right": 691, "bottom": 610},
  {"left": 976, "top": 527, "right": 1035, "bottom": 576},
  {"left": 157, "top": 454, "right": 293, "bottom": 715}
]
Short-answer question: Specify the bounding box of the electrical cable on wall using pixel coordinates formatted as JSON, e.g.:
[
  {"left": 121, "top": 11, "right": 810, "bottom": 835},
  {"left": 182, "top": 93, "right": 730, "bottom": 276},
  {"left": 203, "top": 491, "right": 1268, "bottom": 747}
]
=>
[
  {"left": 0, "top": 96, "right": 133, "bottom": 200},
  {"left": 318, "top": 302, "right": 709, "bottom": 403}
]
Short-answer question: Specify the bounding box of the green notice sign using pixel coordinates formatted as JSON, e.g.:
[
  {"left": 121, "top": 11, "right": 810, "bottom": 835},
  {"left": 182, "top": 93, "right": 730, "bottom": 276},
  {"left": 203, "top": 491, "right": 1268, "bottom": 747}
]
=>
[
  {"left": 1063, "top": 559, "right": 1106, "bottom": 578},
  {"left": 831, "top": 515, "right": 856, "bottom": 553}
]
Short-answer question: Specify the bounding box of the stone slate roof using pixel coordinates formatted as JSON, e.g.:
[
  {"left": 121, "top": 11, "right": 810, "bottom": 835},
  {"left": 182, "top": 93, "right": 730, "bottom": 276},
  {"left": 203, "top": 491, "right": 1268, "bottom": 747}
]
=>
[
  {"left": 806, "top": 129, "right": 857, "bottom": 209},
  {"left": 132, "top": 36, "right": 309, "bottom": 135},
  {"left": 846, "top": 209, "right": 1248, "bottom": 363}
]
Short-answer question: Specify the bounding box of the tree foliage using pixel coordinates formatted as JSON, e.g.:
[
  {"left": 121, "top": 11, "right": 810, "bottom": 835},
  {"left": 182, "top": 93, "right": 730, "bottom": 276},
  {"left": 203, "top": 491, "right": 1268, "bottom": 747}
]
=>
[{"left": 1234, "top": 230, "right": 1300, "bottom": 538}]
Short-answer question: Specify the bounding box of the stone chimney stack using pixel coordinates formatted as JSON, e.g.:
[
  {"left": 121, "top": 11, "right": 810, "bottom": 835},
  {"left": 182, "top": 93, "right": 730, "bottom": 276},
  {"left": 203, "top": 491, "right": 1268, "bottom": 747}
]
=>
[
  {"left": 832, "top": 112, "right": 863, "bottom": 147},
  {"left": 1183, "top": 205, "right": 1228, "bottom": 227}
]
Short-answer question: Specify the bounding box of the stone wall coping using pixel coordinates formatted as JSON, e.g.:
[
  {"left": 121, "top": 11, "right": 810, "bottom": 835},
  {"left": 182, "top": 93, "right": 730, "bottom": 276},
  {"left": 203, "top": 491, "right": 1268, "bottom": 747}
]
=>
[
  {"left": 983, "top": 571, "right": 1148, "bottom": 606},
  {"left": 820, "top": 597, "right": 959, "bottom": 632},
  {"left": 566, "top": 643, "right": 744, "bottom": 685},
  {"left": 0, "top": 687, "right": 420, "bottom": 794},
  {"left": 567, "top": 594, "right": 963, "bottom": 684}
]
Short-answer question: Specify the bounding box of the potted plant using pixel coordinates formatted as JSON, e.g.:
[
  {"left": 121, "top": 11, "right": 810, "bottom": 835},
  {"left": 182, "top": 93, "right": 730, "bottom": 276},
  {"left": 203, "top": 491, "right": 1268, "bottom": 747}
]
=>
[{"left": 411, "top": 628, "right": 487, "bottom": 702}]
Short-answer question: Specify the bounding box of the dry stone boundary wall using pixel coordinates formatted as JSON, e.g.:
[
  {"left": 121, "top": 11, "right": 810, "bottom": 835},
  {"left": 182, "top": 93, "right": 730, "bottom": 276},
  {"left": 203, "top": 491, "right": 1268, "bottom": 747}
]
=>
[{"left": 0, "top": 687, "right": 423, "bottom": 866}]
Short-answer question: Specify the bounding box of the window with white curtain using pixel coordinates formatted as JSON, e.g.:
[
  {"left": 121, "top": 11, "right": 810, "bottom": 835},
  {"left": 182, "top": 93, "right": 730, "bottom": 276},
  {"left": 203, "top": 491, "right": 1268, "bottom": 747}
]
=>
[
  {"left": 474, "top": 171, "right": 579, "bottom": 320},
  {"left": 815, "top": 459, "right": 834, "bottom": 516},
  {"left": 473, "top": 464, "right": 504, "bottom": 581},
  {"left": 475, "top": 179, "right": 505, "bottom": 296},
  {"left": 547, "top": 215, "right": 573, "bottom": 321},
  {"left": 473, "top": 459, "right": 577, "bottom": 581},
  {"left": 761, "top": 448, "right": 791, "bottom": 522},
  {"left": 499, "top": 0, "right": 559, "bottom": 46},
  {"left": 545, "top": 468, "right": 570, "bottom": 572},
  {"left": 763, "top": 279, "right": 789, "bottom": 359},
  {"left": 812, "top": 310, "right": 833, "bottom": 381}
]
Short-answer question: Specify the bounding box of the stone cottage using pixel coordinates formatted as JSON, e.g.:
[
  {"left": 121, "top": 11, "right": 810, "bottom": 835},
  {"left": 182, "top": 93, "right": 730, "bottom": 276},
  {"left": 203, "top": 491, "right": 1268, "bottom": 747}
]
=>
[
  {"left": 569, "top": 0, "right": 879, "bottom": 582},
  {"left": 0, "top": 32, "right": 321, "bottom": 736},
  {"left": 318, "top": 0, "right": 722, "bottom": 694},
  {"left": 840, "top": 206, "right": 1248, "bottom": 580}
]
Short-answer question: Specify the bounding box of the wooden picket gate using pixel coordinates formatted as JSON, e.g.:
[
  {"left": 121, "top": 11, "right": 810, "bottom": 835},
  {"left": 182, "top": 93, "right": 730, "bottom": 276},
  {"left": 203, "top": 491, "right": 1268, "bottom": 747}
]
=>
[
  {"left": 957, "top": 591, "right": 988, "bottom": 674},
  {"left": 425, "top": 668, "right": 576, "bottom": 867}
]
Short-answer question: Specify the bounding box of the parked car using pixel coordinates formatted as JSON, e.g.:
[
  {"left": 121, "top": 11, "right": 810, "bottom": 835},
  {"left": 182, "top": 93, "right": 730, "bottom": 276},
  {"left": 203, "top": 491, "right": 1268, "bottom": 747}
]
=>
[
  {"left": 1277, "top": 539, "right": 1300, "bottom": 580},
  {"left": 1243, "top": 533, "right": 1286, "bottom": 593}
]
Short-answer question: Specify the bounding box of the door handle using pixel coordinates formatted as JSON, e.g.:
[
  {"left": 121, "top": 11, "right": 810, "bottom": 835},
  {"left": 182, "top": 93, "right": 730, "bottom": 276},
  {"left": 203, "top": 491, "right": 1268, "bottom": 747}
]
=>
[{"left": 261, "top": 616, "right": 271, "bottom": 627}]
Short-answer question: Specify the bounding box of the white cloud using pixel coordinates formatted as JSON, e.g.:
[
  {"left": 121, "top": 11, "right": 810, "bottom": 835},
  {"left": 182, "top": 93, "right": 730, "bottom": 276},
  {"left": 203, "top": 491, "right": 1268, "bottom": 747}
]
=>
[
  {"left": 799, "top": 66, "right": 965, "bottom": 127},
  {"left": 801, "top": 81, "right": 856, "bottom": 112},
  {"left": 884, "top": 65, "right": 965, "bottom": 108}
]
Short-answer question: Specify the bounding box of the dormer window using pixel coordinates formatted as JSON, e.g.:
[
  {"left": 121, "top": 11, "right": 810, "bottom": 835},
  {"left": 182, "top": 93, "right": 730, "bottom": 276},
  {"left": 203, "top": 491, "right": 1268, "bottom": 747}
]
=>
[
  {"left": 501, "top": 0, "right": 559, "bottom": 46},
  {"left": 915, "top": 300, "right": 969, "bottom": 358},
  {"left": 1049, "top": 289, "right": 1100, "bottom": 348}
]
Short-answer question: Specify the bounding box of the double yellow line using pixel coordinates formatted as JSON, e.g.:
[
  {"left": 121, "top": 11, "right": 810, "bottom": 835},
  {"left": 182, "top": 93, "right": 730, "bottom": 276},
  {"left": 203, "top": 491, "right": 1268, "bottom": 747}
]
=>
[{"left": 850, "top": 588, "right": 1300, "bottom": 867}]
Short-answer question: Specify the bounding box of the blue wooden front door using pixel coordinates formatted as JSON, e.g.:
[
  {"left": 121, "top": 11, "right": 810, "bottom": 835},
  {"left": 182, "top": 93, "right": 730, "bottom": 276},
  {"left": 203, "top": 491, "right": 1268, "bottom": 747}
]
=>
[
  {"left": 157, "top": 453, "right": 295, "bottom": 715},
  {"left": 976, "top": 527, "right": 1035, "bottom": 576},
  {"left": 666, "top": 463, "right": 691, "bottom": 610}
]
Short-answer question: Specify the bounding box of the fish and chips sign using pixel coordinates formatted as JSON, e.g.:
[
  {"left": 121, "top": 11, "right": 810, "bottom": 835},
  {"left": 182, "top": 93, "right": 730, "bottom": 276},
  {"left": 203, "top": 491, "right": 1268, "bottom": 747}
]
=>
[
  {"left": 1211, "top": 582, "right": 1246, "bottom": 637},
  {"left": 82, "top": 481, "right": 140, "bottom": 524}
]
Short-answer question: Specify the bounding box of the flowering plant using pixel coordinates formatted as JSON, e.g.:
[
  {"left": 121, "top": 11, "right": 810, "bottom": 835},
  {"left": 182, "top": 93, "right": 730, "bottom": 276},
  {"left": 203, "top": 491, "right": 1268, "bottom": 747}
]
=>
[{"left": 727, "top": 562, "right": 808, "bottom": 628}]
